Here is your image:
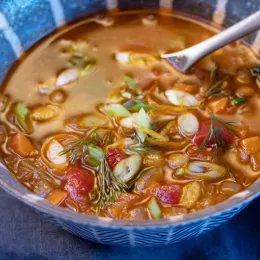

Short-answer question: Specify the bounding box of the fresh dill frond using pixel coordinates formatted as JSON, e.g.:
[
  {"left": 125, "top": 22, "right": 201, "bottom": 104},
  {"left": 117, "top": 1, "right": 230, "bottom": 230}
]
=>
[
  {"left": 91, "top": 134, "right": 130, "bottom": 208},
  {"left": 198, "top": 112, "right": 238, "bottom": 157},
  {"left": 60, "top": 130, "right": 130, "bottom": 209},
  {"left": 206, "top": 63, "right": 228, "bottom": 97},
  {"left": 59, "top": 127, "right": 98, "bottom": 164},
  {"left": 125, "top": 142, "right": 160, "bottom": 154}
]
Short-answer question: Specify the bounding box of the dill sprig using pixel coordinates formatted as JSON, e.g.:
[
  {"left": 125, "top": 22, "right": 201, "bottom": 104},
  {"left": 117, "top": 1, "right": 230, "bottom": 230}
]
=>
[
  {"left": 206, "top": 63, "right": 228, "bottom": 97},
  {"left": 125, "top": 142, "right": 160, "bottom": 154},
  {"left": 92, "top": 156, "right": 128, "bottom": 208},
  {"left": 60, "top": 131, "right": 132, "bottom": 208},
  {"left": 91, "top": 134, "right": 130, "bottom": 208},
  {"left": 59, "top": 128, "right": 98, "bottom": 164},
  {"left": 198, "top": 112, "right": 238, "bottom": 157}
]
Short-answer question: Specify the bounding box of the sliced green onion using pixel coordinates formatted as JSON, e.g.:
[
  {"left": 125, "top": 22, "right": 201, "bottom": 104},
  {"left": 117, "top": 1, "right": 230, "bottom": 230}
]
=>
[
  {"left": 81, "top": 61, "right": 96, "bottom": 76},
  {"left": 123, "top": 99, "right": 151, "bottom": 112},
  {"left": 14, "top": 103, "right": 32, "bottom": 133},
  {"left": 85, "top": 144, "right": 104, "bottom": 166},
  {"left": 148, "top": 197, "right": 162, "bottom": 219},
  {"left": 104, "top": 104, "right": 131, "bottom": 118},
  {"left": 85, "top": 157, "right": 100, "bottom": 167},
  {"left": 124, "top": 75, "right": 137, "bottom": 90},
  {"left": 135, "top": 108, "right": 150, "bottom": 142},
  {"left": 88, "top": 144, "right": 104, "bottom": 161},
  {"left": 176, "top": 161, "right": 227, "bottom": 180}
]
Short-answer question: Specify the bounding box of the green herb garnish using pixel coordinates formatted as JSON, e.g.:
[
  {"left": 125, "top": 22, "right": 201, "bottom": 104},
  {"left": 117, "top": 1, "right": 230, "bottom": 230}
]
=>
[
  {"left": 206, "top": 64, "right": 228, "bottom": 97},
  {"left": 59, "top": 130, "right": 131, "bottom": 208},
  {"left": 91, "top": 135, "right": 130, "bottom": 208},
  {"left": 125, "top": 142, "right": 160, "bottom": 155},
  {"left": 59, "top": 128, "right": 99, "bottom": 164},
  {"left": 198, "top": 112, "right": 238, "bottom": 157},
  {"left": 230, "top": 95, "right": 247, "bottom": 106}
]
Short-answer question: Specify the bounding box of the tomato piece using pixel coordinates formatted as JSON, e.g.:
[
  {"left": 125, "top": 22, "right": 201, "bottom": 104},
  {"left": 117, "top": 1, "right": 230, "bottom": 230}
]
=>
[
  {"left": 193, "top": 120, "right": 235, "bottom": 146},
  {"left": 150, "top": 184, "right": 181, "bottom": 205},
  {"left": 106, "top": 147, "right": 127, "bottom": 169},
  {"left": 65, "top": 167, "right": 95, "bottom": 202}
]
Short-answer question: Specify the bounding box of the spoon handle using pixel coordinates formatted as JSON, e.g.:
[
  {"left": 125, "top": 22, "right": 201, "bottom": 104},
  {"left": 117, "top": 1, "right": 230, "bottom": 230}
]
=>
[{"left": 162, "top": 11, "right": 260, "bottom": 73}]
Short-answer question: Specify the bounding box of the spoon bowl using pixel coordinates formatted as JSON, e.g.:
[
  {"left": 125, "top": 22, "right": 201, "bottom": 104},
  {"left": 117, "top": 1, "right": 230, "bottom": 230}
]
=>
[{"left": 161, "top": 11, "right": 260, "bottom": 73}]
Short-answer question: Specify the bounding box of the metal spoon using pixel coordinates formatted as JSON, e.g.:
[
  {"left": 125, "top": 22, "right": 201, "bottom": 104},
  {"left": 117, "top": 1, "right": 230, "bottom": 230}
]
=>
[{"left": 161, "top": 10, "right": 260, "bottom": 73}]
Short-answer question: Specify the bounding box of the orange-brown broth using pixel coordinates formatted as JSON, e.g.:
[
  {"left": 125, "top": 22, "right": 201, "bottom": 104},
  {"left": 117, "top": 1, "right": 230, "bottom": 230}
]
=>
[{"left": 0, "top": 12, "right": 260, "bottom": 220}]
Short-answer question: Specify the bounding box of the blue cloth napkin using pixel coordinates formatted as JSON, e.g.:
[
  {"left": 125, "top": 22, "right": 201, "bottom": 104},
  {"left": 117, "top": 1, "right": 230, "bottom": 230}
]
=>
[{"left": 0, "top": 188, "right": 259, "bottom": 260}]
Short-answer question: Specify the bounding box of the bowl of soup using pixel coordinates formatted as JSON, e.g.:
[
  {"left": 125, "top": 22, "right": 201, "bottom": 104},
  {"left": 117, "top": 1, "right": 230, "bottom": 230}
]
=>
[{"left": 0, "top": 0, "right": 259, "bottom": 246}]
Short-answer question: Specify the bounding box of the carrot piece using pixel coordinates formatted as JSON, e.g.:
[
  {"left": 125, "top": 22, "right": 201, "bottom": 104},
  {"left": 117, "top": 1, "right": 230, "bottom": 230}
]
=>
[
  {"left": 241, "top": 136, "right": 260, "bottom": 155},
  {"left": 46, "top": 189, "right": 68, "bottom": 205},
  {"left": 207, "top": 97, "right": 229, "bottom": 113},
  {"left": 9, "top": 133, "right": 34, "bottom": 157}
]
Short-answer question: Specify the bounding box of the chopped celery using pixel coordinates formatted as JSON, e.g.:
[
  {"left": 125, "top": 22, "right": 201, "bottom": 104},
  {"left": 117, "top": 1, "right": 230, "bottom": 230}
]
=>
[
  {"left": 124, "top": 75, "right": 137, "bottom": 90},
  {"left": 14, "top": 103, "right": 32, "bottom": 133},
  {"left": 104, "top": 104, "right": 131, "bottom": 118},
  {"left": 123, "top": 100, "right": 151, "bottom": 112},
  {"left": 148, "top": 197, "right": 162, "bottom": 219},
  {"left": 135, "top": 108, "right": 150, "bottom": 142}
]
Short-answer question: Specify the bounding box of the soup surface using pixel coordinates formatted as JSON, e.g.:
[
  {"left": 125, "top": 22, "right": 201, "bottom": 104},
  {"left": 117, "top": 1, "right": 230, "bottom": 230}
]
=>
[{"left": 1, "top": 12, "right": 260, "bottom": 220}]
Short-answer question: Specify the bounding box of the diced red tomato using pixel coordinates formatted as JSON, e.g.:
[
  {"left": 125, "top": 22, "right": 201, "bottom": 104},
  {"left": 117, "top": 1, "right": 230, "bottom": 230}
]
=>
[
  {"left": 150, "top": 184, "right": 181, "bottom": 205},
  {"left": 193, "top": 120, "right": 235, "bottom": 147},
  {"left": 106, "top": 147, "right": 127, "bottom": 169},
  {"left": 65, "top": 167, "right": 94, "bottom": 202}
]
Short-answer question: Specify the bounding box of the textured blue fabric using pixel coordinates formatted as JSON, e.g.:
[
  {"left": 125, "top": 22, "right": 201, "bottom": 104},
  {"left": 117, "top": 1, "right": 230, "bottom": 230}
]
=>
[{"left": 0, "top": 189, "right": 259, "bottom": 260}]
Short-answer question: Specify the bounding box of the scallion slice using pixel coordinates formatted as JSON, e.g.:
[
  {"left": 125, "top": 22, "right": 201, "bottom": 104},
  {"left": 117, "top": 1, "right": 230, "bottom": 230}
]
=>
[
  {"left": 135, "top": 108, "right": 150, "bottom": 142},
  {"left": 104, "top": 104, "right": 131, "bottom": 118}
]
